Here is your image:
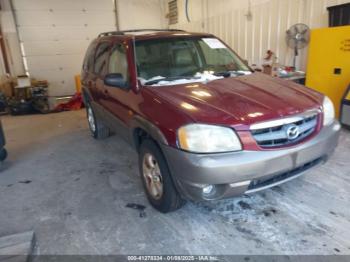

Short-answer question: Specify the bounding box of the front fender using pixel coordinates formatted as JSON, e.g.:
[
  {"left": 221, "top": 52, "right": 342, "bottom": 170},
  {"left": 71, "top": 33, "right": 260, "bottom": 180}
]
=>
[{"left": 129, "top": 116, "right": 168, "bottom": 149}]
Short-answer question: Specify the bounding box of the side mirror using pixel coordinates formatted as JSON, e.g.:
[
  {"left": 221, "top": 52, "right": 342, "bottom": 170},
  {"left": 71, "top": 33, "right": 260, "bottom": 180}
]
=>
[{"left": 104, "top": 73, "right": 128, "bottom": 88}]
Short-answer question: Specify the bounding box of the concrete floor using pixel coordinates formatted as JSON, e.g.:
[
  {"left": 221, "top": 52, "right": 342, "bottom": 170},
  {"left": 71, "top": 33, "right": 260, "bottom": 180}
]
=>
[{"left": 0, "top": 110, "right": 349, "bottom": 255}]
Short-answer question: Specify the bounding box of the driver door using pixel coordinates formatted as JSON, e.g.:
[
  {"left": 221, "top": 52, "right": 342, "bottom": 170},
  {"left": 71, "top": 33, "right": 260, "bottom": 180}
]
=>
[{"left": 100, "top": 41, "right": 131, "bottom": 140}]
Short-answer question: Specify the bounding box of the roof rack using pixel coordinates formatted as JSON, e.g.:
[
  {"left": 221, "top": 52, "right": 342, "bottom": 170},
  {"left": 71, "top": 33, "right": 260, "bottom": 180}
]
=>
[{"left": 98, "top": 29, "right": 185, "bottom": 38}]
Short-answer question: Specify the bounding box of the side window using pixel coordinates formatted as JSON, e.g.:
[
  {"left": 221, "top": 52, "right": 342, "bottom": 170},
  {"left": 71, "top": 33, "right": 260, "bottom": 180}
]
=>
[
  {"left": 82, "top": 42, "right": 97, "bottom": 73},
  {"left": 108, "top": 43, "right": 128, "bottom": 81},
  {"left": 94, "top": 42, "right": 110, "bottom": 76}
]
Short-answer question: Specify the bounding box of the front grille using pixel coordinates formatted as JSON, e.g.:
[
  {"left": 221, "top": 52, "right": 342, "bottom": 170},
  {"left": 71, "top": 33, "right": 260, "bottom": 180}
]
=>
[
  {"left": 251, "top": 113, "right": 318, "bottom": 148},
  {"left": 247, "top": 157, "right": 324, "bottom": 191}
]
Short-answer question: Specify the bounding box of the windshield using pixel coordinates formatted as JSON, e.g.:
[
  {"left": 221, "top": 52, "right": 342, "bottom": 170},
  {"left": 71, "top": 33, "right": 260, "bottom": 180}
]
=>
[{"left": 135, "top": 37, "right": 251, "bottom": 85}]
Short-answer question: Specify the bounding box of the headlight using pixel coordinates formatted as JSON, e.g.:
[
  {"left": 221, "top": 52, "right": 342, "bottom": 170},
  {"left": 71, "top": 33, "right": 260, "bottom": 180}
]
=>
[
  {"left": 323, "top": 96, "right": 335, "bottom": 126},
  {"left": 177, "top": 124, "right": 242, "bottom": 153}
]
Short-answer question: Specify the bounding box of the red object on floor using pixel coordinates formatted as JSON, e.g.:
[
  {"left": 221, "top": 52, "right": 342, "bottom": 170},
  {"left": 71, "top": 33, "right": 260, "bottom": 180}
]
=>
[{"left": 54, "top": 92, "right": 84, "bottom": 112}]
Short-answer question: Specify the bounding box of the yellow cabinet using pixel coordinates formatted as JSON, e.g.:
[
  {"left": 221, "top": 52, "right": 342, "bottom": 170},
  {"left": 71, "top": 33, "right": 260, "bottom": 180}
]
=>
[{"left": 306, "top": 25, "right": 350, "bottom": 118}]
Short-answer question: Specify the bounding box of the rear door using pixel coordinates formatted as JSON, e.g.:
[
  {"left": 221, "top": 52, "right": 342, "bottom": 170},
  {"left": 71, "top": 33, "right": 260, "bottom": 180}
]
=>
[
  {"left": 93, "top": 41, "right": 111, "bottom": 107},
  {"left": 81, "top": 41, "right": 97, "bottom": 101}
]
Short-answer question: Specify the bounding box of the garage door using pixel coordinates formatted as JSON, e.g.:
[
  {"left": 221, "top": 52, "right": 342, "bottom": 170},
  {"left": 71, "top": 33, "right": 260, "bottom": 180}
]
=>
[{"left": 12, "top": 0, "right": 116, "bottom": 96}]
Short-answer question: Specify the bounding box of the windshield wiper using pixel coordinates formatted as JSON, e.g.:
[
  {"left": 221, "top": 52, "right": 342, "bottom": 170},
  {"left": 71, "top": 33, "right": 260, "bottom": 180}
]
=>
[
  {"left": 214, "top": 70, "right": 248, "bottom": 78},
  {"left": 145, "top": 76, "right": 198, "bottom": 85}
]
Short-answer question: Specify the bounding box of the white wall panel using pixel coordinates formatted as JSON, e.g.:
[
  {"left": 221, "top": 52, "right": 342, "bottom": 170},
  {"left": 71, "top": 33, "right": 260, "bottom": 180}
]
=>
[
  {"left": 13, "top": 0, "right": 116, "bottom": 96},
  {"left": 31, "top": 72, "right": 76, "bottom": 95},
  {"left": 23, "top": 40, "right": 90, "bottom": 56},
  {"left": 13, "top": 0, "right": 166, "bottom": 96},
  {"left": 12, "top": 0, "right": 114, "bottom": 11},
  {"left": 15, "top": 10, "right": 115, "bottom": 27},
  {"left": 171, "top": 0, "right": 350, "bottom": 71},
  {"left": 25, "top": 54, "right": 83, "bottom": 72},
  {"left": 17, "top": 26, "right": 115, "bottom": 42}
]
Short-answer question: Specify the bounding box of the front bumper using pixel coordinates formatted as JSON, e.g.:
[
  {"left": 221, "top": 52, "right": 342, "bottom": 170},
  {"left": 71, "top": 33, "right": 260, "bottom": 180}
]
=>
[{"left": 161, "top": 121, "right": 341, "bottom": 201}]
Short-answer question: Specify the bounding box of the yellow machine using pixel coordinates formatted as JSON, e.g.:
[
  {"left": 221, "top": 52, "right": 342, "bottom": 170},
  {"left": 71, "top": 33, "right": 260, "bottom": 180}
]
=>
[{"left": 306, "top": 25, "right": 350, "bottom": 118}]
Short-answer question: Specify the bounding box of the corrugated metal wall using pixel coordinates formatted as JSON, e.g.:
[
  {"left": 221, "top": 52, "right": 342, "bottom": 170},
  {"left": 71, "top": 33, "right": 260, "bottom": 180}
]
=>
[{"left": 171, "top": 0, "right": 349, "bottom": 71}]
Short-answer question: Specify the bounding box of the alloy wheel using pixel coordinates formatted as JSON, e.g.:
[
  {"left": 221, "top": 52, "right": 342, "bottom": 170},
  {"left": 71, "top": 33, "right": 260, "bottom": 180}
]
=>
[
  {"left": 142, "top": 152, "right": 163, "bottom": 200},
  {"left": 87, "top": 106, "right": 96, "bottom": 133}
]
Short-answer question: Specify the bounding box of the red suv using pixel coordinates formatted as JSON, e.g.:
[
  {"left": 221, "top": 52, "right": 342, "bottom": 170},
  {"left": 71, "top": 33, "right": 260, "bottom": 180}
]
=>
[{"left": 81, "top": 29, "right": 340, "bottom": 213}]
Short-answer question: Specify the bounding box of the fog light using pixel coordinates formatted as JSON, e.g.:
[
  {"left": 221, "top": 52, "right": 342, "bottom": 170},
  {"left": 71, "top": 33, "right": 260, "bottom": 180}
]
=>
[{"left": 203, "top": 185, "right": 214, "bottom": 194}]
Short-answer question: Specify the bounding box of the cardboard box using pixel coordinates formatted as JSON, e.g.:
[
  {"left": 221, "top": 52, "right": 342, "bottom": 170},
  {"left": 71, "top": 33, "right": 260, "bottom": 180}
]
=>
[{"left": 0, "top": 76, "right": 14, "bottom": 98}]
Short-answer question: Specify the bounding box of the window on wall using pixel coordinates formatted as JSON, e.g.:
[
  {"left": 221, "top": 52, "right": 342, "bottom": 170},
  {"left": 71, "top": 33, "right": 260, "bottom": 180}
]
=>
[
  {"left": 168, "top": 0, "right": 178, "bottom": 25},
  {"left": 108, "top": 43, "right": 129, "bottom": 82},
  {"left": 94, "top": 42, "right": 110, "bottom": 76}
]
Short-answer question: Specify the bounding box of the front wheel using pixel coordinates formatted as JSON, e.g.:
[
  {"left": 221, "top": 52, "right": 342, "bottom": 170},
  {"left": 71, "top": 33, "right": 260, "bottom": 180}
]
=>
[{"left": 139, "top": 139, "right": 185, "bottom": 213}]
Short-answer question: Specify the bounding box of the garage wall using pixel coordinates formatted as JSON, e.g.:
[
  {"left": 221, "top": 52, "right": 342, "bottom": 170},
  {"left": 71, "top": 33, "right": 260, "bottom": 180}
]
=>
[
  {"left": 170, "top": 0, "right": 349, "bottom": 71},
  {"left": 12, "top": 0, "right": 166, "bottom": 97}
]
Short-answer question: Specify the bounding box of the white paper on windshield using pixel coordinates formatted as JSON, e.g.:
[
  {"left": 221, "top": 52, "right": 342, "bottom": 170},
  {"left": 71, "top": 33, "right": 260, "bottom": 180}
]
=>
[
  {"left": 202, "top": 38, "right": 227, "bottom": 49},
  {"left": 150, "top": 72, "right": 223, "bottom": 86}
]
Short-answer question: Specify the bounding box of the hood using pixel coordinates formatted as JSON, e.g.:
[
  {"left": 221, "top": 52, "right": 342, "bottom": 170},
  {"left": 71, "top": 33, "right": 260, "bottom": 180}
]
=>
[{"left": 145, "top": 72, "right": 323, "bottom": 130}]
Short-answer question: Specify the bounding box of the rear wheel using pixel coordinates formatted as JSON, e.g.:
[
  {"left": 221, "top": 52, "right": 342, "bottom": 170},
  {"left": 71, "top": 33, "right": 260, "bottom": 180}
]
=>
[
  {"left": 139, "top": 139, "right": 185, "bottom": 213},
  {"left": 86, "top": 103, "right": 110, "bottom": 139}
]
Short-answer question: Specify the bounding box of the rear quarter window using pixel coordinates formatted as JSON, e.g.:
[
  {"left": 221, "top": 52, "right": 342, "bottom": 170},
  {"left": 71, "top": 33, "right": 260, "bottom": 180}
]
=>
[
  {"left": 82, "top": 42, "right": 97, "bottom": 73},
  {"left": 94, "top": 42, "right": 111, "bottom": 76}
]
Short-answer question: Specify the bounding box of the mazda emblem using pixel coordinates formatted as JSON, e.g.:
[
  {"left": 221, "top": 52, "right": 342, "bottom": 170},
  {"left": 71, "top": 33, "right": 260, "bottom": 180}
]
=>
[{"left": 286, "top": 124, "right": 300, "bottom": 140}]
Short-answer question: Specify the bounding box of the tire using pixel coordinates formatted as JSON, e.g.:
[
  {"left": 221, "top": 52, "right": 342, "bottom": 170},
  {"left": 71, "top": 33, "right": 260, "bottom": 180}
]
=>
[
  {"left": 86, "top": 103, "right": 110, "bottom": 139},
  {"left": 139, "top": 139, "right": 185, "bottom": 213},
  {"left": 0, "top": 148, "right": 7, "bottom": 162}
]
